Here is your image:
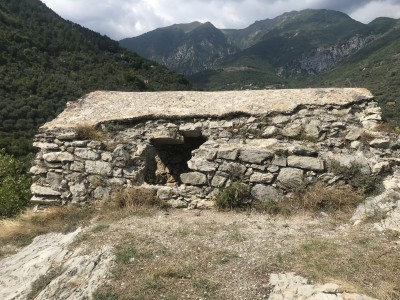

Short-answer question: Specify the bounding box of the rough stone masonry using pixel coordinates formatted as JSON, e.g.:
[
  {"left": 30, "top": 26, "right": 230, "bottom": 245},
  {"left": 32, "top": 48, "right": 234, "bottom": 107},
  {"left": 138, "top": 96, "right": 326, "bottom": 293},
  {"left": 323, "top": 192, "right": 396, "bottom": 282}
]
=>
[{"left": 30, "top": 88, "right": 400, "bottom": 211}]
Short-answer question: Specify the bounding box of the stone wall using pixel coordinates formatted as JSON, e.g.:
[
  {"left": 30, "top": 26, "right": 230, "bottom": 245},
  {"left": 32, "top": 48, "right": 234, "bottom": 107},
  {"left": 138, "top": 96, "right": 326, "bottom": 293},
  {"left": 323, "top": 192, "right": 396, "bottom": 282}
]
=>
[{"left": 30, "top": 89, "right": 400, "bottom": 208}]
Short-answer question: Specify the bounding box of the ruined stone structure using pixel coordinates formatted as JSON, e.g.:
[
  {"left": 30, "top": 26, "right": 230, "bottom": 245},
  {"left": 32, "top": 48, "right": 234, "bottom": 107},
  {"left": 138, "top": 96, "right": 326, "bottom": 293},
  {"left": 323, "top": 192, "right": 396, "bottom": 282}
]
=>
[{"left": 31, "top": 89, "right": 400, "bottom": 210}]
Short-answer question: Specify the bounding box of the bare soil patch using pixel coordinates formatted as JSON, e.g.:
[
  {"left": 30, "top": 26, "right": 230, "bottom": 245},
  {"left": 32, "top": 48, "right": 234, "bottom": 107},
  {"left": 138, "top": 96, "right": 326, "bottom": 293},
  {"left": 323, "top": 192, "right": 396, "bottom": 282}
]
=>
[{"left": 82, "top": 209, "right": 400, "bottom": 300}]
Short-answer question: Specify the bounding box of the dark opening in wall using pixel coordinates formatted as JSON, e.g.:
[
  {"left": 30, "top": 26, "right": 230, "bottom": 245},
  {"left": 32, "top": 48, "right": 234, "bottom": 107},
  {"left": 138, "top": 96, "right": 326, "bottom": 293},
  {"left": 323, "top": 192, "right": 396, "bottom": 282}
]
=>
[{"left": 144, "top": 136, "right": 207, "bottom": 185}]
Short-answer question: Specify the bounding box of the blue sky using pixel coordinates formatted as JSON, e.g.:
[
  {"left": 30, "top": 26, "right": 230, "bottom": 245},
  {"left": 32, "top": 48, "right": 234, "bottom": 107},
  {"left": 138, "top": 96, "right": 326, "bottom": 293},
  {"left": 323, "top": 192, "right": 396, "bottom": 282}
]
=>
[{"left": 41, "top": 0, "right": 400, "bottom": 40}]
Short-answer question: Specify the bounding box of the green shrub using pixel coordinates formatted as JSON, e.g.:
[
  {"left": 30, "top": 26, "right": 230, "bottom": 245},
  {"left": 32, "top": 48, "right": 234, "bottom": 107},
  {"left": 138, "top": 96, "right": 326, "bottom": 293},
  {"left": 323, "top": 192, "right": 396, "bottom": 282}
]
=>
[
  {"left": 329, "top": 160, "right": 381, "bottom": 195},
  {"left": 0, "top": 150, "right": 31, "bottom": 218},
  {"left": 214, "top": 181, "right": 250, "bottom": 209}
]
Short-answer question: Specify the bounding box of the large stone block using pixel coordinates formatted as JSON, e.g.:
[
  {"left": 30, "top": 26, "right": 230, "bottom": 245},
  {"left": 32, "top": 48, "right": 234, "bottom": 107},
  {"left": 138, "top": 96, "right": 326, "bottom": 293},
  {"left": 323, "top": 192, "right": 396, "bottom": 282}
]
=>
[
  {"left": 251, "top": 184, "right": 283, "bottom": 201},
  {"left": 74, "top": 148, "right": 100, "bottom": 160},
  {"left": 369, "top": 138, "right": 390, "bottom": 149},
  {"left": 43, "top": 152, "right": 74, "bottom": 163},
  {"left": 217, "top": 147, "right": 238, "bottom": 160},
  {"left": 219, "top": 161, "right": 247, "bottom": 176},
  {"left": 180, "top": 172, "right": 207, "bottom": 186},
  {"left": 287, "top": 156, "right": 325, "bottom": 171},
  {"left": 211, "top": 175, "right": 227, "bottom": 187},
  {"left": 188, "top": 158, "right": 218, "bottom": 172},
  {"left": 249, "top": 172, "right": 274, "bottom": 183},
  {"left": 345, "top": 128, "right": 363, "bottom": 141},
  {"left": 281, "top": 123, "right": 302, "bottom": 137},
  {"left": 239, "top": 148, "right": 274, "bottom": 164},
  {"left": 31, "top": 184, "right": 61, "bottom": 196},
  {"left": 277, "top": 168, "right": 304, "bottom": 188},
  {"left": 33, "top": 142, "right": 59, "bottom": 150},
  {"left": 47, "top": 172, "right": 63, "bottom": 190},
  {"left": 85, "top": 160, "right": 112, "bottom": 176},
  {"left": 194, "top": 148, "right": 217, "bottom": 161},
  {"left": 70, "top": 183, "right": 87, "bottom": 198}
]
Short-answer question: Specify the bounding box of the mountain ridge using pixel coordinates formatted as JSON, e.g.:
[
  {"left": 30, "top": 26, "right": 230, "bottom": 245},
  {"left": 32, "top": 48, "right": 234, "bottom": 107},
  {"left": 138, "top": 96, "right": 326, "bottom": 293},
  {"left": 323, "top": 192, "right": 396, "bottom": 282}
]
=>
[{"left": 119, "top": 9, "right": 400, "bottom": 126}]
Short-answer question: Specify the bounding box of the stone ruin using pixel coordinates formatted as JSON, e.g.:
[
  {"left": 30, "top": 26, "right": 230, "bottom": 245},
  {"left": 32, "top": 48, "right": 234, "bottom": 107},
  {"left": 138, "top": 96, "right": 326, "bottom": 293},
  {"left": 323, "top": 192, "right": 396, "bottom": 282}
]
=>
[{"left": 30, "top": 88, "right": 400, "bottom": 220}]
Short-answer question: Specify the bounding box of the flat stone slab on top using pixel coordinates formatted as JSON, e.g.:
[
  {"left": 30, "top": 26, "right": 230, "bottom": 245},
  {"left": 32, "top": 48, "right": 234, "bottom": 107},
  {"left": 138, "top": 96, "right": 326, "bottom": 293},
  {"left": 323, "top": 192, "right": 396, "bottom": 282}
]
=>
[{"left": 42, "top": 88, "right": 373, "bottom": 129}]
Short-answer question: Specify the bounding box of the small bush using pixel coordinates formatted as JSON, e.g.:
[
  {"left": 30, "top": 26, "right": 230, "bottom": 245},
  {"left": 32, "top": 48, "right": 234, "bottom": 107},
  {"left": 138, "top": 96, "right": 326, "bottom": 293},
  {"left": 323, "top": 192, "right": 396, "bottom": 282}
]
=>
[
  {"left": 0, "top": 150, "right": 31, "bottom": 218},
  {"left": 330, "top": 160, "right": 381, "bottom": 195},
  {"left": 74, "top": 123, "right": 106, "bottom": 140},
  {"left": 214, "top": 181, "right": 250, "bottom": 209}
]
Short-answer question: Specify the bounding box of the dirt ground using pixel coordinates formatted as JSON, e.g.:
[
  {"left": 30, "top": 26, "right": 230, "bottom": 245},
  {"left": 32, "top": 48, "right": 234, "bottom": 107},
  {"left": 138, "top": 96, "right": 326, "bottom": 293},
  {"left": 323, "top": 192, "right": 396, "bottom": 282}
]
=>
[{"left": 80, "top": 208, "right": 400, "bottom": 300}]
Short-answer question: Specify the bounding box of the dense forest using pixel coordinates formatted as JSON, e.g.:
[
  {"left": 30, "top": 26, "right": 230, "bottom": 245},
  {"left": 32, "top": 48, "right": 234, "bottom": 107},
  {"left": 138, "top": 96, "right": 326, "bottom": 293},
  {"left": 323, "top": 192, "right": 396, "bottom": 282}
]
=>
[{"left": 0, "top": 0, "right": 190, "bottom": 156}]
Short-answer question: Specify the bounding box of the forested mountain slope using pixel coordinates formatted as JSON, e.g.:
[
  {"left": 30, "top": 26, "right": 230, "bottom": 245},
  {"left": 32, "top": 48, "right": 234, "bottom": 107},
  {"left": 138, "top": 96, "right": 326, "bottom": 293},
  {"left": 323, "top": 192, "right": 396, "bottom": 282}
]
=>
[{"left": 0, "top": 0, "right": 190, "bottom": 155}]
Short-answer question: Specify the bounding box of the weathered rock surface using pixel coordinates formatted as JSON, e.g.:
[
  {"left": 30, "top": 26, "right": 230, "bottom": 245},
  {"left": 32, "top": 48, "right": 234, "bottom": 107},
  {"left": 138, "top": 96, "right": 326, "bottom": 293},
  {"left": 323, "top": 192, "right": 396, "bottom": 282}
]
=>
[
  {"left": 352, "top": 168, "right": 400, "bottom": 232},
  {"left": 0, "top": 229, "right": 113, "bottom": 300},
  {"left": 251, "top": 184, "right": 283, "bottom": 201},
  {"left": 268, "top": 273, "right": 376, "bottom": 300},
  {"left": 287, "top": 156, "right": 325, "bottom": 171},
  {"left": 277, "top": 168, "right": 304, "bottom": 188},
  {"left": 42, "top": 89, "right": 373, "bottom": 128},
  {"left": 180, "top": 172, "right": 207, "bottom": 186}
]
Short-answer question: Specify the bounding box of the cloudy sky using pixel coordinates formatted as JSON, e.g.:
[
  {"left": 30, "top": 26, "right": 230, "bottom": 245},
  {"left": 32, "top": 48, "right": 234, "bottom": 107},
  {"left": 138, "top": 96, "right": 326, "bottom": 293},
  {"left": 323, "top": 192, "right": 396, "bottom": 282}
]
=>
[{"left": 40, "top": 0, "right": 400, "bottom": 40}]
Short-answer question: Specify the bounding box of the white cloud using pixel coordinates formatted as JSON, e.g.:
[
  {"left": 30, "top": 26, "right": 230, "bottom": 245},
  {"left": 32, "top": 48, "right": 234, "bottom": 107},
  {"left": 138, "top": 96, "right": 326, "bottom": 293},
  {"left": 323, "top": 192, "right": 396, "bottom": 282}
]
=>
[
  {"left": 40, "top": 0, "right": 400, "bottom": 40},
  {"left": 350, "top": 1, "right": 400, "bottom": 23}
]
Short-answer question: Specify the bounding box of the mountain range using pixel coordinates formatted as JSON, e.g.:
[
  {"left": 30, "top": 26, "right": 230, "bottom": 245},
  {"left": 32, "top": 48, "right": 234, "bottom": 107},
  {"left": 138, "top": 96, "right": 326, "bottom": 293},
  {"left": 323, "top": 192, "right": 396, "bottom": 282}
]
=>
[{"left": 120, "top": 9, "right": 400, "bottom": 126}]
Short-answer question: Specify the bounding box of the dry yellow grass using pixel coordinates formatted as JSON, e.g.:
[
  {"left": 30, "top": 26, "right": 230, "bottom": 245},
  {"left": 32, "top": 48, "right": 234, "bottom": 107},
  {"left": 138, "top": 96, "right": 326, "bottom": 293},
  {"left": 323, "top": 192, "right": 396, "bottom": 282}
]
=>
[
  {"left": 74, "top": 123, "right": 106, "bottom": 140},
  {"left": 299, "top": 182, "right": 364, "bottom": 213},
  {"left": 0, "top": 206, "right": 94, "bottom": 255}
]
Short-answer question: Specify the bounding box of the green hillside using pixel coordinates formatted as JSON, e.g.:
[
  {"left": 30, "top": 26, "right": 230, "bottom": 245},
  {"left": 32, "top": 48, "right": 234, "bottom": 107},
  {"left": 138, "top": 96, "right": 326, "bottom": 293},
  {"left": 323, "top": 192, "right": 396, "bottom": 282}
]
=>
[
  {"left": 295, "top": 20, "right": 400, "bottom": 126},
  {"left": 0, "top": 0, "right": 190, "bottom": 156},
  {"left": 120, "top": 21, "right": 237, "bottom": 75}
]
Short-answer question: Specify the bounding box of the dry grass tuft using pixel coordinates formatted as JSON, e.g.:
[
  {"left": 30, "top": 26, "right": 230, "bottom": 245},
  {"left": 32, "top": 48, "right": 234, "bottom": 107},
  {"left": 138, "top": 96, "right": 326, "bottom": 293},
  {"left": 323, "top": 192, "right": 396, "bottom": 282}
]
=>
[
  {"left": 74, "top": 123, "right": 106, "bottom": 140},
  {"left": 113, "top": 186, "right": 162, "bottom": 209},
  {"left": 0, "top": 187, "right": 168, "bottom": 257},
  {"left": 374, "top": 122, "right": 393, "bottom": 132},
  {"left": 298, "top": 182, "right": 364, "bottom": 213},
  {"left": 281, "top": 233, "right": 400, "bottom": 300},
  {"left": 0, "top": 206, "right": 94, "bottom": 258}
]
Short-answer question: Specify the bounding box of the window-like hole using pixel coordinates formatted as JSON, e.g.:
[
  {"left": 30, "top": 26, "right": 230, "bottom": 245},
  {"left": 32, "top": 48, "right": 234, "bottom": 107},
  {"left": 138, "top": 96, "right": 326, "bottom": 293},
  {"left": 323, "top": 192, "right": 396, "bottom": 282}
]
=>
[{"left": 144, "top": 136, "right": 207, "bottom": 185}]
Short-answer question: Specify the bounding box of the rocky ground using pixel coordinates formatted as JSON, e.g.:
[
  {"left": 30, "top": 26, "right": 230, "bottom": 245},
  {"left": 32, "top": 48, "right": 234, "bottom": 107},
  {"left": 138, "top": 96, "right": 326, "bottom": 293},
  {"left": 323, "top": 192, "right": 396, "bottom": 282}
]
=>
[{"left": 1, "top": 204, "right": 399, "bottom": 300}]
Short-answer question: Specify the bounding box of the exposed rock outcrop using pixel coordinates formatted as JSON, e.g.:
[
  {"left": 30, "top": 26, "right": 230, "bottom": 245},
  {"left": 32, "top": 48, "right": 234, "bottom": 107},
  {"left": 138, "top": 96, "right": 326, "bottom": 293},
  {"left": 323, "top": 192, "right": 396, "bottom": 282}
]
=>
[
  {"left": 0, "top": 229, "right": 113, "bottom": 300},
  {"left": 268, "top": 273, "right": 376, "bottom": 300},
  {"left": 279, "top": 35, "right": 374, "bottom": 76}
]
